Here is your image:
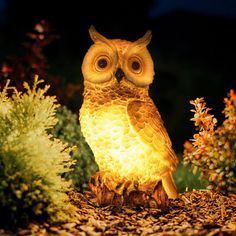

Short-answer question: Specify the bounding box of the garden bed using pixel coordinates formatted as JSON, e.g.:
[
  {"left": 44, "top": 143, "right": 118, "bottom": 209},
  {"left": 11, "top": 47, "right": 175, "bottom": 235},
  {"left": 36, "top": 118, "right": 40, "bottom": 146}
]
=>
[{"left": 1, "top": 189, "right": 235, "bottom": 236}]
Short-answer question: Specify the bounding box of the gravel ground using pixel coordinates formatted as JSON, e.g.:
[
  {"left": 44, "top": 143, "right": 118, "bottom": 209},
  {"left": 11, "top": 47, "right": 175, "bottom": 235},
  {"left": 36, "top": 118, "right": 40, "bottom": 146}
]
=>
[{"left": 1, "top": 189, "right": 235, "bottom": 236}]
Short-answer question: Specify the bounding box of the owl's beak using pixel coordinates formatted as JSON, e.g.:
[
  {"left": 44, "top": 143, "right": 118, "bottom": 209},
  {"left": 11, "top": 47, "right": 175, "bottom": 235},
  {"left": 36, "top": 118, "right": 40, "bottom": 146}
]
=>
[{"left": 115, "top": 68, "right": 125, "bottom": 82}]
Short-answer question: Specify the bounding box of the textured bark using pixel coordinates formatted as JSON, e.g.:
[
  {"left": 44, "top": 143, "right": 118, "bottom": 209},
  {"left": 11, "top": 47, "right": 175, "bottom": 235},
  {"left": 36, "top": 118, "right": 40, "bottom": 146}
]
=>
[
  {"left": 1, "top": 190, "right": 236, "bottom": 235},
  {"left": 89, "top": 171, "right": 168, "bottom": 208}
]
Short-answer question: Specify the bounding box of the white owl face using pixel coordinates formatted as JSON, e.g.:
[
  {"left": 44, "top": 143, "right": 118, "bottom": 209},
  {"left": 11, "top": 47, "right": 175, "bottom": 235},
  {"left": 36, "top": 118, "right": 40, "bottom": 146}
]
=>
[{"left": 82, "top": 26, "right": 155, "bottom": 88}]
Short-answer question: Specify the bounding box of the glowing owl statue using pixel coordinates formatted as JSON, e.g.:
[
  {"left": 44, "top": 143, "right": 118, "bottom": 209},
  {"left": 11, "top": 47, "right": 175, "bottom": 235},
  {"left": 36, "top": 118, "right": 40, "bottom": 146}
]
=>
[{"left": 79, "top": 26, "right": 179, "bottom": 207}]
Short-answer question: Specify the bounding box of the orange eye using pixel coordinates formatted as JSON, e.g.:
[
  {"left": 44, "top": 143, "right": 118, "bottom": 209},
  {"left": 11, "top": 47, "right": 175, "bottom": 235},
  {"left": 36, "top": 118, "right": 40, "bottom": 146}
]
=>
[
  {"left": 95, "top": 55, "right": 111, "bottom": 71},
  {"left": 128, "top": 57, "right": 142, "bottom": 74}
]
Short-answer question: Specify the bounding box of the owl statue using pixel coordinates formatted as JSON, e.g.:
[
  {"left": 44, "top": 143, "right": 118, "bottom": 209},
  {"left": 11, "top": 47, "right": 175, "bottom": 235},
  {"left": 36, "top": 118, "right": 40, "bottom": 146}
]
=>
[{"left": 79, "top": 26, "right": 179, "bottom": 207}]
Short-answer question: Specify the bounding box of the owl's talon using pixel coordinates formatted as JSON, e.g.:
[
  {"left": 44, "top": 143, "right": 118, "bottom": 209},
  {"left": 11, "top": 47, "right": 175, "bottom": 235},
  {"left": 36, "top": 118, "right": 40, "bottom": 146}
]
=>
[{"left": 88, "top": 172, "right": 168, "bottom": 209}]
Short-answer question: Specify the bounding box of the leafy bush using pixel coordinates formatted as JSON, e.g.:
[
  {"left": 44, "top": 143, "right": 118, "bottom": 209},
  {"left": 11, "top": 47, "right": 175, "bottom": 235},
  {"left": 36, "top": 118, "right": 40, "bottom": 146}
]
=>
[
  {"left": 49, "top": 106, "right": 98, "bottom": 191},
  {"left": 0, "top": 20, "right": 81, "bottom": 109},
  {"left": 0, "top": 77, "right": 76, "bottom": 227},
  {"left": 183, "top": 90, "right": 236, "bottom": 194},
  {"left": 173, "top": 158, "right": 208, "bottom": 193}
]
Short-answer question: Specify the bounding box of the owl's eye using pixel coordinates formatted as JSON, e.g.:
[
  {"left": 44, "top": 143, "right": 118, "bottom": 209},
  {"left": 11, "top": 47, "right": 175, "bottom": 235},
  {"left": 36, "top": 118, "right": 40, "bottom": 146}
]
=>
[
  {"left": 128, "top": 57, "right": 142, "bottom": 74},
  {"left": 98, "top": 58, "right": 107, "bottom": 68},
  {"left": 132, "top": 61, "right": 140, "bottom": 70},
  {"left": 95, "top": 55, "right": 111, "bottom": 71}
]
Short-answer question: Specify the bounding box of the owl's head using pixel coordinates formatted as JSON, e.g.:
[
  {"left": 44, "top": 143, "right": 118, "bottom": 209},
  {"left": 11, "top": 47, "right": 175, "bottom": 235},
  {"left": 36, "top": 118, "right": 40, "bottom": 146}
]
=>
[{"left": 82, "top": 26, "right": 155, "bottom": 88}]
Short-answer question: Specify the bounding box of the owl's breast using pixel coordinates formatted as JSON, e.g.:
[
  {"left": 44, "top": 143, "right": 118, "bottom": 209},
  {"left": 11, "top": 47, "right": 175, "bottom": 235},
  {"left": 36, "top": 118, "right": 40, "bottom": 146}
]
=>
[
  {"left": 80, "top": 100, "right": 132, "bottom": 153},
  {"left": 79, "top": 99, "right": 162, "bottom": 183}
]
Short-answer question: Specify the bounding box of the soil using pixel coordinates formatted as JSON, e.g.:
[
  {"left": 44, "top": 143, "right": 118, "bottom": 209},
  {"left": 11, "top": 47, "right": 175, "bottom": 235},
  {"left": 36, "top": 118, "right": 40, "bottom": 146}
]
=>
[{"left": 1, "top": 189, "right": 236, "bottom": 236}]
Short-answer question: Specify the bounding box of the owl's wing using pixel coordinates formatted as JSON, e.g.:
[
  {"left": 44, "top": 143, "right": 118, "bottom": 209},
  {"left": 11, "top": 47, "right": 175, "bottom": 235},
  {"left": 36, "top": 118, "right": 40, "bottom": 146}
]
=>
[{"left": 127, "top": 100, "right": 178, "bottom": 171}]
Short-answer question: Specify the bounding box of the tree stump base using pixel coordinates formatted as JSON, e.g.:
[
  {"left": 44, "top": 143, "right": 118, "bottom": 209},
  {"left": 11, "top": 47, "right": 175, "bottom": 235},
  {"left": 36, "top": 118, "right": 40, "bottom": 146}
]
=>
[{"left": 88, "top": 171, "right": 168, "bottom": 209}]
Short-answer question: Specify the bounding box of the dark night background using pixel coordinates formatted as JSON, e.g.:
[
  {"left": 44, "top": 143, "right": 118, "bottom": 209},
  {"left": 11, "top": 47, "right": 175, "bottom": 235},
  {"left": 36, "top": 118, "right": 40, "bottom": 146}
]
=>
[{"left": 0, "top": 0, "right": 235, "bottom": 154}]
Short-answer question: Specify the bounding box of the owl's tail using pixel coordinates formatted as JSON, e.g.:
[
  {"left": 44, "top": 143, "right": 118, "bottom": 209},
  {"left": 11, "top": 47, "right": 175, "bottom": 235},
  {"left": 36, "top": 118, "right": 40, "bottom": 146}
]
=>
[{"left": 162, "top": 173, "right": 178, "bottom": 199}]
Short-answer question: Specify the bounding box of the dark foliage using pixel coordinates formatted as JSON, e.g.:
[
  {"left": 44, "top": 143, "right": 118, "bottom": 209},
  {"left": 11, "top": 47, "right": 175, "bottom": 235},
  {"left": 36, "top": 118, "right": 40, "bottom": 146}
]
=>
[{"left": 49, "top": 105, "right": 98, "bottom": 192}]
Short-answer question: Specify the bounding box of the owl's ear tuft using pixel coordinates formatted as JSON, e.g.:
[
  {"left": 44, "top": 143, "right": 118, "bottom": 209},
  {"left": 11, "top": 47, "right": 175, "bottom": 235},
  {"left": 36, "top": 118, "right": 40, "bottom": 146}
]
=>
[
  {"left": 89, "top": 25, "right": 109, "bottom": 44},
  {"left": 134, "top": 30, "right": 152, "bottom": 48}
]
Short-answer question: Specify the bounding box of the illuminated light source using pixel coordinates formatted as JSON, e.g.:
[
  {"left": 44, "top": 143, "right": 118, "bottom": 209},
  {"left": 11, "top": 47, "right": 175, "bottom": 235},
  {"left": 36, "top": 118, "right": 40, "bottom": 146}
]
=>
[{"left": 80, "top": 26, "right": 178, "bottom": 208}]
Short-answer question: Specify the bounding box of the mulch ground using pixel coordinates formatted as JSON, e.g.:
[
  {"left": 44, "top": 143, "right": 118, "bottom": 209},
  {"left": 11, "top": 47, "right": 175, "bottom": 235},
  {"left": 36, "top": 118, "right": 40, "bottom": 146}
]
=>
[{"left": 1, "top": 189, "right": 236, "bottom": 236}]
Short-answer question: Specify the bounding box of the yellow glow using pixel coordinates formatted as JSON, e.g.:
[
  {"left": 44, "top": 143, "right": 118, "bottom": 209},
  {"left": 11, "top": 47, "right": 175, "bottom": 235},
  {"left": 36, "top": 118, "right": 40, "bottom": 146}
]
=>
[{"left": 80, "top": 105, "right": 164, "bottom": 184}]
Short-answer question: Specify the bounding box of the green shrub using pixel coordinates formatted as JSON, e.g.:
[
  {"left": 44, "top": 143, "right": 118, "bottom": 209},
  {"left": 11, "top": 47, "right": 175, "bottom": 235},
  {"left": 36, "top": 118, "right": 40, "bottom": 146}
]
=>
[
  {"left": 183, "top": 90, "right": 236, "bottom": 194},
  {"left": 0, "top": 77, "right": 76, "bottom": 227},
  {"left": 173, "top": 156, "right": 208, "bottom": 193},
  {"left": 49, "top": 106, "right": 98, "bottom": 192}
]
